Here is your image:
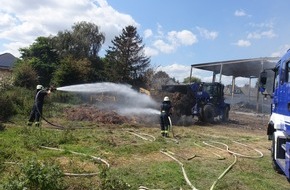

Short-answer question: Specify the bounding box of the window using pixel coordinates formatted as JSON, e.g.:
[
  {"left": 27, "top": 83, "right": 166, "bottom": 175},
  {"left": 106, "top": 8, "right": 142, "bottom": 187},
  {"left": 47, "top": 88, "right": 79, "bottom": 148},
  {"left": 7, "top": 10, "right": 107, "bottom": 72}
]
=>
[{"left": 287, "top": 61, "right": 290, "bottom": 82}]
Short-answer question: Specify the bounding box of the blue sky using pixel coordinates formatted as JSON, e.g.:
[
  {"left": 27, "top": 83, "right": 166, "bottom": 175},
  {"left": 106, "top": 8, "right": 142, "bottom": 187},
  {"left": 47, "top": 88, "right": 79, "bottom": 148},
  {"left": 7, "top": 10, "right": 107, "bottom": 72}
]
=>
[{"left": 1, "top": 0, "right": 290, "bottom": 84}]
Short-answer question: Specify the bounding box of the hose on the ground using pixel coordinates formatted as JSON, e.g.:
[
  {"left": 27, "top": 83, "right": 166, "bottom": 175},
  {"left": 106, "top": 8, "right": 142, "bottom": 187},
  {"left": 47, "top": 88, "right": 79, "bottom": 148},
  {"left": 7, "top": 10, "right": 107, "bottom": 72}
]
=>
[
  {"left": 160, "top": 149, "right": 198, "bottom": 190},
  {"left": 202, "top": 140, "right": 263, "bottom": 190},
  {"left": 125, "top": 130, "right": 156, "bottom": 142},
  {"left": 194, "top": 142, "right": 225, "bottom": 160},
  {"left": 39, "top": 145, "right": 109, "bottom": 177}
]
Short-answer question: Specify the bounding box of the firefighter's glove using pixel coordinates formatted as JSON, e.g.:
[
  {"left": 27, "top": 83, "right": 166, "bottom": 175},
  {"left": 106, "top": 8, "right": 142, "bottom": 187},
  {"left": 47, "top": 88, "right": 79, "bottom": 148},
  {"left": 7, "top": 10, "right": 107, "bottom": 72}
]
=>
[{"left": 49, "top": 86, "right": 57, "bottom": 92}]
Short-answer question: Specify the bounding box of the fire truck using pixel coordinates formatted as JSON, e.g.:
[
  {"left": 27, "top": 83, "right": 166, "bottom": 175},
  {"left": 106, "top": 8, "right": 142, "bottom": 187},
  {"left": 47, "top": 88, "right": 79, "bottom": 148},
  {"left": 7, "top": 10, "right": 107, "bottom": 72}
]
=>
[{"left": 259, "top": 49, "right": 290, "bottom": 181}]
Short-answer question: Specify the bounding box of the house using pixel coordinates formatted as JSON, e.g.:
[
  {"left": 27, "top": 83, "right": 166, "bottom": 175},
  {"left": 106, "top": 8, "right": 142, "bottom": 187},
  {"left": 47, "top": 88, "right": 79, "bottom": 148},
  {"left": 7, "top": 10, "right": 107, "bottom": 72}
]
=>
[{"left": 0, "top": 53, "right": 17, "bottom": 80}]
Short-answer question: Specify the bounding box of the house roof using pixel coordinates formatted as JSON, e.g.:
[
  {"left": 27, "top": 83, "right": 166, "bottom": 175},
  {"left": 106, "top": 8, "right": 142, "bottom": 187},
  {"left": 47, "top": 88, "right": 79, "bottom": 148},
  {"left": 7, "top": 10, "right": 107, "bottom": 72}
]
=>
[
  {"left": 0, "top": 53, "right": 17, "bottom": 70},
  {"left": 191, "top": 57, "right": 279, "bottom": 78}
]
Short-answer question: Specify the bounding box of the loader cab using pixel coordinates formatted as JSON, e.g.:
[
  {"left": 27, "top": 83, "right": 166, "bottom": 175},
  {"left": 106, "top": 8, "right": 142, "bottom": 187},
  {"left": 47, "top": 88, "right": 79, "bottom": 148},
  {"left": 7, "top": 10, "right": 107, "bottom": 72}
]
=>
[{"left": 202, "top": 82, "right": 224, "bottom": 103}]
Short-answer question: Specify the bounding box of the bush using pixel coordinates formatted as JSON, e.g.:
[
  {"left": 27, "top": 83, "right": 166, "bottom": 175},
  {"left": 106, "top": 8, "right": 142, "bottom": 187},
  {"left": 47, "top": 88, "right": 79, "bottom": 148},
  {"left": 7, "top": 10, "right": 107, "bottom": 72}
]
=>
[
  {"left": 99, "top": 165, "right": 132, "bottom": 190},
  {"left": 3, "top": 87, "right": 34, "bottom": 117},
  {"left": 2, "top": 159, "right": 64, "bottom": 190},
  {"left": 0, "top": 94, "right": 16, "bottom": 122}
]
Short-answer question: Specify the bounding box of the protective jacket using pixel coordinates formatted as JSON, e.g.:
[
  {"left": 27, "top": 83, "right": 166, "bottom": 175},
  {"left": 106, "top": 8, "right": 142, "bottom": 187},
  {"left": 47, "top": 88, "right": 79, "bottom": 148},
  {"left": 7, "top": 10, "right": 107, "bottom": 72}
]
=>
[
  {"left": 28, "top": 89, "right": 49, "bottom": 125},
  {"left": 160, "top": 101, "right": 172, "bottom": 137}
]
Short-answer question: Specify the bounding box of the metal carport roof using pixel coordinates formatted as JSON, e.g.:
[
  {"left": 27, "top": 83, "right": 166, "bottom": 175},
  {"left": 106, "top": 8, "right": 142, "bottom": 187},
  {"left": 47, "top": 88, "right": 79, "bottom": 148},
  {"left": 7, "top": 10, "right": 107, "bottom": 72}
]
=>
[
  {"left": 190, "top": 57, "right": 279, "bottom": 79},
  {"left": 190, "top": 57, "right": 280, "bottom": 113}
]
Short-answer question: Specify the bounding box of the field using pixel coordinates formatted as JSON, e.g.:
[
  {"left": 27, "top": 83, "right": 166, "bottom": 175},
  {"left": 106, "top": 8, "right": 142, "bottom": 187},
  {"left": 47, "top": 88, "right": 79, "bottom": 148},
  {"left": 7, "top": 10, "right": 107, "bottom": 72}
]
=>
[{"left": 0, "top": 106, "right": 289, "bottom": 190}]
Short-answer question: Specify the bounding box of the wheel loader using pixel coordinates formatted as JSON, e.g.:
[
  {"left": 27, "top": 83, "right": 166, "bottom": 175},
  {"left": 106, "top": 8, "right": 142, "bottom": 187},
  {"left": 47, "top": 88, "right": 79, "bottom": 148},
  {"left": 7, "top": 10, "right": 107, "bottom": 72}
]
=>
[{"left": 162, "top": 82, "right": 230, "bottom": 123}]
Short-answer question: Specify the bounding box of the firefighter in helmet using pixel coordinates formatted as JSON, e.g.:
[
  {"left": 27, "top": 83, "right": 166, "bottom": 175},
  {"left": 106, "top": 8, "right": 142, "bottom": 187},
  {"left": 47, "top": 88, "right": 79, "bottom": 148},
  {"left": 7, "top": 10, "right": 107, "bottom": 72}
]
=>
[
  {"left": 27, "top": 85, "right": 52, "bottom": 127},
  {"left": 160, "top": 96, "right": 172, "bottom": 137}
]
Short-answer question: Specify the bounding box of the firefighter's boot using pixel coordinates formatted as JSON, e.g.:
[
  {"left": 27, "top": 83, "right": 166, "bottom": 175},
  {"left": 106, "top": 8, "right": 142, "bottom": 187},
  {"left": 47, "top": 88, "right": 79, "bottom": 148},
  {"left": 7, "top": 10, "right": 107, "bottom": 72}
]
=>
[
  {"left": 27, "top": 121, "right": 33, "bottom": 126},
  {"left": 164, "top": 130, "right": 169, "bottom": 137},
  {"left": 35, "top": 122, "right": 40, "bottom": 127}
]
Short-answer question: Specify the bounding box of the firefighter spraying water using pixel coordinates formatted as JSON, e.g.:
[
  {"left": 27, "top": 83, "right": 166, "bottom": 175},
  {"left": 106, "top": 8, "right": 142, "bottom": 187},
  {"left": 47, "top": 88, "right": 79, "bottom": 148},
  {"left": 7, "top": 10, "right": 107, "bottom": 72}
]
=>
[{"left": 27, "top": 85, "right": 56, "bottom": 127}]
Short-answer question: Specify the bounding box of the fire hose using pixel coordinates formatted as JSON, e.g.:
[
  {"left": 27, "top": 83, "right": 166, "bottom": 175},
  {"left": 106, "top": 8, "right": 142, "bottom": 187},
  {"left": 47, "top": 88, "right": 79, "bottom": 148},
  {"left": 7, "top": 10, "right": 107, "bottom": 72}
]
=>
[
  {"left": 4, "top": 146, "right": 109, "bottom": 177},
  {"left": 39, "top": 145, "right": 110, "bottom": 177},
  {"left": 202, "top": 141, "right": 263, "bottom": 190},
  {"left": 160, "top": 149, "right": 198, "bottom": 190}
]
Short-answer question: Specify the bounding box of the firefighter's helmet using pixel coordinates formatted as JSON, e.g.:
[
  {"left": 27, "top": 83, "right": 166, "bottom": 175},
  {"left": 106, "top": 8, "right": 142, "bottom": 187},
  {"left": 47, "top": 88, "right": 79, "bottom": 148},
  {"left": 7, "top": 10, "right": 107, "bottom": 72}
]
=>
[
  {"left": 163, "top": 96, "right": 170, "bottom": 101},
  {"left": 36, "top": 85, "right": 44, "bottom": 90}
]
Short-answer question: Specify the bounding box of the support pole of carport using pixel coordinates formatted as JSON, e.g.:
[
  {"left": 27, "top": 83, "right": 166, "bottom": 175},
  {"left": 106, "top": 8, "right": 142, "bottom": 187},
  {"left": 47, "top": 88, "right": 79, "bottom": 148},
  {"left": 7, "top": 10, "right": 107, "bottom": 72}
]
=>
[
  {"left": 248, "top": 77, "right": 254, "bottom": 102},
  {"left": 189, "top": 66, "right": 193, "bottom": 84},
  {"left": 231, "top": 76, "right": 236, "bottom": 104},
  {"left": 256, "top": 60, "right": 264, "bottom": 113},
  {"left": 219, "top": 64, "right": 223, "bottom": 83},
  {"left": 212, "top": 72, "right": 216, "bottom": 83}
]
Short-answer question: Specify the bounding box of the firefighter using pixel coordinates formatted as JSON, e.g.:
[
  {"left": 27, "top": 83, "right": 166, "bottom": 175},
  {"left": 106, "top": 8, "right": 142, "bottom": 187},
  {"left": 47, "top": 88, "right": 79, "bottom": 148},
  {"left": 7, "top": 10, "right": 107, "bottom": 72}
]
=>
[
  {"left": 27, "top": 85, "right": 51, "bottom": 127},
  {"left": 160, "top": 96, "right": 172, "bottom": 137}
]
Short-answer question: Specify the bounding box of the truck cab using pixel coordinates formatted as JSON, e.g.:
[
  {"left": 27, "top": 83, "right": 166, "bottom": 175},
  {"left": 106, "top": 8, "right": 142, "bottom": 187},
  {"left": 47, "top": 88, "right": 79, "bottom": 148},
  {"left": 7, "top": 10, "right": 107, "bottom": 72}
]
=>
[{"left": 259, "top": 49, "right": 290, "bottom": 181}]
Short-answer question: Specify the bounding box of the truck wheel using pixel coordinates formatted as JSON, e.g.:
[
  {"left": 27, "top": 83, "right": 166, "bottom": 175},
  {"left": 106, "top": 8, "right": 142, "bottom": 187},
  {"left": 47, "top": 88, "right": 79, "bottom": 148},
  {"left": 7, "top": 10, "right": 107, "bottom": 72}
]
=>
[
  {"left": 222, "top": 106, "right": 229, "bottom": 122},
  {"left": 203, "top": 104, "right": 214, "bottom": 123},
  {"left": 271, "top": 137, "right": 283, "bottom": 174}
]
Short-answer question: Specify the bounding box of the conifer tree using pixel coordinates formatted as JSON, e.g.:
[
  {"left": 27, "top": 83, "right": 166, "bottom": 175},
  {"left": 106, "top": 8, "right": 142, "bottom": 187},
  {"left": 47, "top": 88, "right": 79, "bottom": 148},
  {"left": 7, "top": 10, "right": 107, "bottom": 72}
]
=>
[{"left": 105, "top": 25, "right": 150, "bottom": 86}]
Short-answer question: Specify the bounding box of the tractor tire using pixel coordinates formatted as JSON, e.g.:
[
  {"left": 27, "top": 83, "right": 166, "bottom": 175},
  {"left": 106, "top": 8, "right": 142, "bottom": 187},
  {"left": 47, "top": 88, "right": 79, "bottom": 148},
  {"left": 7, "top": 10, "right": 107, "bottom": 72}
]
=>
[
  {"left": 202, "top": 104, "right": 215, "bottom": 123},
  {"left": 222, "top": 106, "right": 230, "bottom": 122}
]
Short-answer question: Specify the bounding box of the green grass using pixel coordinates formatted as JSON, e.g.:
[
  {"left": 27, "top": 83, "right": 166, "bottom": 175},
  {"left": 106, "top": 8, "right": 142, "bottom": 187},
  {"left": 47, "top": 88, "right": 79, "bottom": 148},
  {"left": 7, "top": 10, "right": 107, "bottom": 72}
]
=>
[{"left": 0, "top": 119, "right": 289, "bottom": 190}]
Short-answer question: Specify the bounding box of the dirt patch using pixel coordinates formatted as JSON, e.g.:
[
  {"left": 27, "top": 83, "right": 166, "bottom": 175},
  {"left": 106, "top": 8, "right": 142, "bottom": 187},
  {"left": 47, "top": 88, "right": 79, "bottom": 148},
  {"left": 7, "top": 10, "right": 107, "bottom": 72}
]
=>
[{"left": 64, "top": 105, "right": 133, "bottom": 124}]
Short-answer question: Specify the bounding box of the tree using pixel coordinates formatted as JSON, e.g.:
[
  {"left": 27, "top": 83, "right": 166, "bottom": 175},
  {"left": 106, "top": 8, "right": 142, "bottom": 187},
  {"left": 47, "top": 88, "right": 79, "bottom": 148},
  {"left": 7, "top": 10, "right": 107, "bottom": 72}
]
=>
[
  {"left": 13, "top": 61, "right": 38, "bottom": 89},
  {"left": 52, "top": 21, "right": 105, "bottom": 60},
  {"left": 52, "top": 56, "right": 93, "bottom": 86},
  {"left": 19, "top": 36, "right": 59, "bottom": 86},
  {"left": 151, "top": 71, "right": 172, "bottom": 90},
  {"left": 183, "top": 76, "right": 201, "bottom": 83},
  {"left": 104, "top": 25, "right": 150, "bottom": 86},
  {"left": 51, "top": 21, "right": 106, "bottom": 83}
]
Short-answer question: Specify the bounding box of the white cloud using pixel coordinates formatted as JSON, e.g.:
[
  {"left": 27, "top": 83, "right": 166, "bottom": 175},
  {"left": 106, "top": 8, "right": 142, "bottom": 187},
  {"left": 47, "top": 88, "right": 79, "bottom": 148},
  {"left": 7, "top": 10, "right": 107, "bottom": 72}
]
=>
[
  {"left": 0, "top": 0, "right": 139, "bottom": 57},
  {"left": 150, "top": 28, "right": 197, "bottom": 54},
  {"left": 167, "top": 30, "right": 198, "bottom": 45},
  {"left": 157, "top": 63, "right": 191, "bottom": 82},
  {"left": 144, "top": 29, "right": 153, "bottom": 39},
  {"left": 249, "top": 21, "right": 274, "bottom": 28},
  {"left": 196, "top": 26, "right": 218, "bottom": 40},
  {"left": 144, "top": 46, "right": 158, "bottom": 57},
  {"left": 0, "top": 12, "right": 18, "bottom": 30},
  {"left": 153, "top": 40, "right": 175, "bottom": 54},
  {"left": 247, "top": 29, "right": 277, "bottom": 39},
  {"left": 234, "top": 39, "right": 251, "bottom": 47},
  {"left": 271, "top": 44, "right": 290, "bottom": 57},
  {"left": 234, "top": 9, "right": 248, "bottom": 17}
]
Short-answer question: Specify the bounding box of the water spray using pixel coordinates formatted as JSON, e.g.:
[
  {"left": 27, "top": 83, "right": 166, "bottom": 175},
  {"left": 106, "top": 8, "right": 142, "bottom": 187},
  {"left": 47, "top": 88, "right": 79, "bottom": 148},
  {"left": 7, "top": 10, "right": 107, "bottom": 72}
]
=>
[{"left": 57, "top": 82, "right": 160, "bottom": 116}]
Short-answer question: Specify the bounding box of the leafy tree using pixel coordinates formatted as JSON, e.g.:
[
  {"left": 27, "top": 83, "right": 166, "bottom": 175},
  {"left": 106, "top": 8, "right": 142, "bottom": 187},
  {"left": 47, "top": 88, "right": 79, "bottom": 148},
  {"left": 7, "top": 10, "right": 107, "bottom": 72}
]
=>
[
  {"left": 183, "top": 76, "right": 201, "bottom": 83},
  {"left": 104, "top": 25, "right": 150, "bottom": 86},
  {"left": 52, "top": 21, "right": 105, "bottom": 60},
  {"left": 52, "top": 56, "right": 93, "bottom": 86},
  {"left": 151, "top": 71, "right": 172, "bottom": 90},
  {"left": 19, "top": 36, "right": 58, "bottom": 86},
  {"left": 51, "top": 21, "right": 106, "bottom": 84},
  {"left": 13, "top": 61, "right": 38, "bottom": 89}
]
